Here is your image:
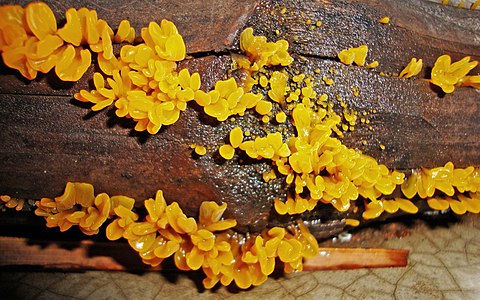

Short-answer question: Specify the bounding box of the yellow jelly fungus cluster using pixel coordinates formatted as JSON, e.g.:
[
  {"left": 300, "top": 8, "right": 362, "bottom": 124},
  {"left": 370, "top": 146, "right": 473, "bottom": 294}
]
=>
[
  {"left": 34, "top": 182, "right": 127, "bottom": 235},
  {"left": 237, "top": 27, "right": 293, "bottom": 72},
  {"left": 31, "top": 182, "right": 319, "bottom": 290},
  {"left": 0, "top": 2, "right": 134, "bottom": 81},
  {"left": 337, "top": 45, "right": 369, "bottom": 66},
  {"left": 269, "top": 103, "right": 405, "bottom": 214},
  {"left": 0, "top": 195, "right": 25, "bottom": 211},
  {"left": 194, "top": 77, "right": 263, "bottom": 122},
  {"left": 399, "top": 58, "right": 423, "bottom": 79},
  {"left": 430, "top": 55, "right": 479, "bottom": 93},
  {"left": 2, "top": 1, "right": 480, "bottom": 290},
  {"left": 75, "top": 19, "right": 199, "bottom": 134}
]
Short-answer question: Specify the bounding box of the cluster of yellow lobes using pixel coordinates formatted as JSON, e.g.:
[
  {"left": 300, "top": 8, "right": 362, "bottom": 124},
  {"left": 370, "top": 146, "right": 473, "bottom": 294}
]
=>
[
  {"left": 34, "top": 182, "right": 319, "bottom": 289},
  {"left": 1, "top": 1, "right": 480, "bottom": 290}
]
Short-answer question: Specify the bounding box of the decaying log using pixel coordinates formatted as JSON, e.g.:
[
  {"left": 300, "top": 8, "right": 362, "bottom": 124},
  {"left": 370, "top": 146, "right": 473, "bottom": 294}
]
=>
[{"left": 0, "top": 0, "right": 479, "bottom": 236}]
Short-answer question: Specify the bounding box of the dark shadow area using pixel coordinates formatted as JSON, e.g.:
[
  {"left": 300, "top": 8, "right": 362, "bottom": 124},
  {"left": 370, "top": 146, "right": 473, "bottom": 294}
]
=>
[{"left": 429, "top": 81, "right": 447, "bottom": 98}]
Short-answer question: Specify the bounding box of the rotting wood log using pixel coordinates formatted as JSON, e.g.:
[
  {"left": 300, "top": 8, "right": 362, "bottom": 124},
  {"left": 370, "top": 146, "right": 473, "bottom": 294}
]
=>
[{"left": 0, "top": 0, "right": 479, "bottom": 237}]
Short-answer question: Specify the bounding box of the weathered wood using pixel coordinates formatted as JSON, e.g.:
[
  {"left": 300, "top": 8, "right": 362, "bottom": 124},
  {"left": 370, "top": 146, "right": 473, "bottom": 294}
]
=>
[
  {"left": 303, "top": 247, "right": 409, "bottom": 270},
  {"left": 0, "top": 0, "right": 479, "bottom": 233},
  {"left": 0, "top": 236, "right": 408, "bottom": 271}
]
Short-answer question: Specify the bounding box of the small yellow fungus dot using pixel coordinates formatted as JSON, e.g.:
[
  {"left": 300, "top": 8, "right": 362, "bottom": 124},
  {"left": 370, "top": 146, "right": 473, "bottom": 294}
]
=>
[
  {"left": 244, "top": 130, "right": 251, "bottom": 137},
  {"left": 259, "top": 75, "right": 269, "bottom": 87},
  {"left": 366, "top": 61, "right": 379, "bottom": 69},
  {"left": 280, "top": 7, "right": 287, "bottom": 14},
  {"left": 263, "top": 169, "right": 277, "bottom": 182},
  {"left": 362, "top": 140, "right": 367, "bottom": 145},
  {"left": 219, "top": 144, "right": 235, "bottom": 160},
  {"left": 305, "top": 19, "right": 311, "bottom": 25},
  {"left": 379, "top": 17, "right": 390, "bottom": 24},
  {"left": 275, "top": 29, "right": 280, "bottom": 35},
  {"left": 345, "top": 218, "right": 360, "bottom": 227},
  {"left": 194, "top": 145, "right": 207, "bottom": 156},
  {"left": 255, "top": 100, "right": 273, "bottom": 115},
  {"left": 379, "top": 144, "right": 385, "bottom": 151},
  {"left": 314, "top": 68, "right": 321, "bottom": 74},
  {"left": 292, "top": 73, "right": 305, "bottom": 83},
  {"left": 315, "top": 20, "right": 322, "bottom": 27},
  {"left": 322, "top": 75, "right": 334, "bottom": 85},
  {"left": 262, "top": 115, "right": 270, "bottom": 123},
  {"left": 352, "top": 86, "right": 360, "bottom": 97},
  {"left": 229, "top": 127, "right": 244, "bottom": 148},
  {"left": 368, "top": 125, "right": 373, "bottom": 130},
  {"left": 276, "top": 111, "right": 287, "bottom": 123}
]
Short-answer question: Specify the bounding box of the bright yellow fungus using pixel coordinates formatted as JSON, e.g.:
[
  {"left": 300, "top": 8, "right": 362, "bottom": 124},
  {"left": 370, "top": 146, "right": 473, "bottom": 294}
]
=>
[
  {"left": 276, "top": 111, "right": 287, "bottom": 123},
  {"left": 345, "top": 218, "right": 360, "bottom": 227},
  {"left": 268, "top": 71, "right": 289, "bottom": 102},
  {"left": 255, "top": 99, "right": 273, "bottom": 115},
  {"left": 196, "top": 77, "right": 262, "bottom": 121},
  {"left": 25, "top": 2, "right": 57, "bottom": 40},
  {"left": 338, "top": 45, "right": 368, "bottom": 66},
  {"left": 263, "top": 169, "right": 277, "bottom": 182},
  {"left": 366, "top": 61, "right": 379, "bottom": 69},
  {"left": 219, "top": 144, "right": 235, "bottom": 160},
  {"left": 379, "top": 17, "right": 390, "bottom": 24},
  {"left": 322, "top": 75, "right": 334, "bottom": 85},
  {"left": 30, "top": 181, "right": 321, "bottom": 290},
  {"left": 194, "top": 145, "right": 207, "bottom": 156},
  {"left": 399, "top": 58, "right": 423, "bottom": 79},
  {"left": 430, "top": 55, "right": 478, "bottom": 93},
  {"left": 240, "top": 27, "right": 293, "bottom": 70},
  {"left": 229, "top": 127, "right": 244, "bottom": 148}
]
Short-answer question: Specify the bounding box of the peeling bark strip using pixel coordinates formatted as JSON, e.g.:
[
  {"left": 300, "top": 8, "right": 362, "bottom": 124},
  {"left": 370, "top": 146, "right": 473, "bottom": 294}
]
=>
[
  {"left": 0, "top": 0, "right": 479, "bottom": 233},
  {"left": 0, "top": 237, "right": 408, "bottom": 271},
  {"left": 303, "top": 247, "right": 409, "bottom": 270}
]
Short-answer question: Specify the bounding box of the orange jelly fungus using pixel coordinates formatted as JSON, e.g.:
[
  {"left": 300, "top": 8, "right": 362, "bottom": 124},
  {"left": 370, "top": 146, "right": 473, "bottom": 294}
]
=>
[
  {"left": 31, "top": 182, "right": 319, "bottom": 290},
  {"left": 1, "top": 195, "right": 25, "bottom": 211}
]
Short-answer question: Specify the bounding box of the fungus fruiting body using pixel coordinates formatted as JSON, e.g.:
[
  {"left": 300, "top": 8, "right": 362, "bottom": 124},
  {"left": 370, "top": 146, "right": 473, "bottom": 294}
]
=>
[{"left": 1, "top": 1, "right": 480, "bottom": 290}]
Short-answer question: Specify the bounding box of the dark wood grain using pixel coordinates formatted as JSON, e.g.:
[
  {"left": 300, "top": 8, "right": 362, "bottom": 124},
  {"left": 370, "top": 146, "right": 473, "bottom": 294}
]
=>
[{"left": 0, "top": 0, "right": 479, "bottom": 233}]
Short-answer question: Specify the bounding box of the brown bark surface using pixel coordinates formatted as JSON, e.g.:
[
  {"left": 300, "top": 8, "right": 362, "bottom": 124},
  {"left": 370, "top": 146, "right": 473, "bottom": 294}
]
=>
[{"left": 0, "top": 0, "right": 479, "bottom": 232}]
